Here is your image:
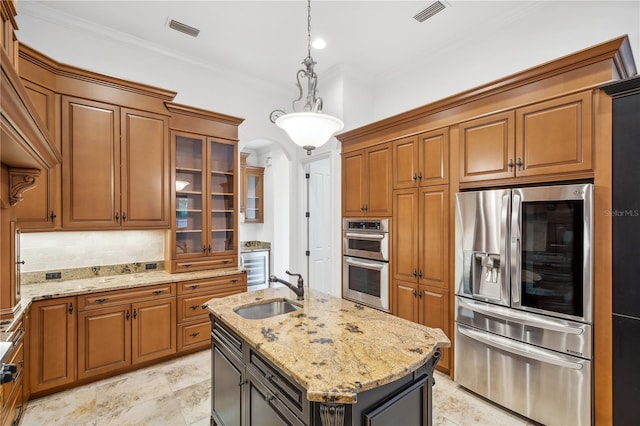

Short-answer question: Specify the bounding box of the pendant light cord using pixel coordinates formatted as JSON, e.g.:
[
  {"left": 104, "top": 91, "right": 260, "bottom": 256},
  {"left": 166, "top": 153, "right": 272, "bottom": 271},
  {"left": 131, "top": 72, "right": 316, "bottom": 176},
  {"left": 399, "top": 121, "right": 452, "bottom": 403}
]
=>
[{"left": 307, "top": 0, "right": 312, "bottom": 59}]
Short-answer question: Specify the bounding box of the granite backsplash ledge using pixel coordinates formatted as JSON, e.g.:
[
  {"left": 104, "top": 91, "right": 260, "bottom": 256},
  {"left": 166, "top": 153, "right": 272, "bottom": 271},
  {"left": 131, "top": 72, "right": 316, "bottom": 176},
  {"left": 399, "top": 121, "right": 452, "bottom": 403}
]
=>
[{"left": 21, "top": 261, "right": 165, "bottom": 285}]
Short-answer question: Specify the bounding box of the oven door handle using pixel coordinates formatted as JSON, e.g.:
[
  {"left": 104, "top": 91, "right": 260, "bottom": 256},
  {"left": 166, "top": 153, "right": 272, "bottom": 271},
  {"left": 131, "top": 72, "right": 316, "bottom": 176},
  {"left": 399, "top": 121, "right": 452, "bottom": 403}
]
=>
[
  {"left": 458, "top": 298, "right": 583, "bottom": 335},
  {"left": 457, "top": 325, "right": 584, "bottom": 370},
  {"left": 344, "top": 257, "right": 386, "bottom": 270},
  {"left": 345, "top": 232, "right": 386, "bottom": 240}
]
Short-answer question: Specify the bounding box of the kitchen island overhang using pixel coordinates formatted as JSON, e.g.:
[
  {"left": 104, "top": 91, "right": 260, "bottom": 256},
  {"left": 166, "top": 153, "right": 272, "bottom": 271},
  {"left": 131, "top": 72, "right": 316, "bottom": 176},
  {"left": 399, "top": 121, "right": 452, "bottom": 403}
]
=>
[{"left": 205, "top": 287, "right": 450, "bottom": 426}]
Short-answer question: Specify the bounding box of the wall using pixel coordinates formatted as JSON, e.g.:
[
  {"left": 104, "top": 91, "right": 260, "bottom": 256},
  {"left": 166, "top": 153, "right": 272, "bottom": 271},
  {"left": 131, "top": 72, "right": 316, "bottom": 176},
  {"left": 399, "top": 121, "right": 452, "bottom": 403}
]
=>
[
  {"left": 20, "top": 230, "right": 164, "bottom": 272},
  {"left": 372, "top": 1, "right": 640, "bottom": 120}
]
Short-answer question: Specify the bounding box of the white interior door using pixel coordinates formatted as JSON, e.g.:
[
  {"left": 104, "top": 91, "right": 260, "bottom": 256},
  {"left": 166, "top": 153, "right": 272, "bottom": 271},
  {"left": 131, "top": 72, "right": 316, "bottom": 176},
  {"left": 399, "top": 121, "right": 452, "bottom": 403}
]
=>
[{"left": 306, "top": 157, "right": 331, "bottom": 293}]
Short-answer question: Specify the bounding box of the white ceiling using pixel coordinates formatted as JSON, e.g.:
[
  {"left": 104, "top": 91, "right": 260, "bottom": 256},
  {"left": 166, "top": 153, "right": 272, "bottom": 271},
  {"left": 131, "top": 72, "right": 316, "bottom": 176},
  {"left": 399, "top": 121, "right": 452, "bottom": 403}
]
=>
[{"left": 18, "top": 0, "right": 547, "bottom": 91}]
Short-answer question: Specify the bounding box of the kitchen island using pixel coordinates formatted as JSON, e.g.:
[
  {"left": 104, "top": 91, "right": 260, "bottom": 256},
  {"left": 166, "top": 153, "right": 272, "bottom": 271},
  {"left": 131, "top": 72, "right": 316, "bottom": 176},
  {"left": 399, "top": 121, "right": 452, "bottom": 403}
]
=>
[{"left": 205, "top": 287, "right": 450, "bottom": 426}]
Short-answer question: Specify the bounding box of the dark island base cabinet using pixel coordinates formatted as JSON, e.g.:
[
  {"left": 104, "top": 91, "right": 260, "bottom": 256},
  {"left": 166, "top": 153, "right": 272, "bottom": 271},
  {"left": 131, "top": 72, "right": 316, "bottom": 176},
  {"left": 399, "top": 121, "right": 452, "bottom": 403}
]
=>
[{"left": 211, "top": 317, "right": 439, "bottom": 426}]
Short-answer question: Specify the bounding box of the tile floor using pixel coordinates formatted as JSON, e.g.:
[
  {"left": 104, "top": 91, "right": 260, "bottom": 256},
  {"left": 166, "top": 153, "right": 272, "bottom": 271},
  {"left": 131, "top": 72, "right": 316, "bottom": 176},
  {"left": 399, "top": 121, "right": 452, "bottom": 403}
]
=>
[{"left": 21, "top": 349, "right": 534, "bottom": 426}]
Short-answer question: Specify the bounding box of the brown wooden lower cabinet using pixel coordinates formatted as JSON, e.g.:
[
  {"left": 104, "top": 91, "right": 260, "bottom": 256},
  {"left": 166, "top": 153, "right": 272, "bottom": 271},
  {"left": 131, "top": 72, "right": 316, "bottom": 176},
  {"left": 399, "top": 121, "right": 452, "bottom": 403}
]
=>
[
  {"left": 77, "top": 293, "right": 176, "bottom": 380},
  {"left": 1, "top": 320, "right": 25, "bottom": 426},
  {"left": 393, "top": 280, "right": 450, "bottom": 373},
  {"left": 29, "top": 297, "right": 76, "bottom": 394}
]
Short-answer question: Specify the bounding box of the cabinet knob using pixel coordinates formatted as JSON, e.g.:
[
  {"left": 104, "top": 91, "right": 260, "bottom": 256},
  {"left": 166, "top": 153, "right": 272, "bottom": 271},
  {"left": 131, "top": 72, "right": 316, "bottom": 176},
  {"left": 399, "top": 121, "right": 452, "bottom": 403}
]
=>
[
  {"left": 413, "top": 290, "right": 417, "bottom": 297},
  {"left": 363, "top": 205, "right": 368, "bottom": 212},
  {"left": 418, "top": 270, "right": 423, "bottom": 278},
  {"left": 68, "top": 303, "right": 74, "bottom": 314},
  {"left": 412, "top": 173, "right": 418, "bottom": 181},
  {"left": 182, "top": 264, "right": 192, "bottom": 268},
  {"left": 412, "top": 269, "right": 417, "bottom": 278},
  {"left": 202, "top": 245, "right": 207, "bottom": 253},
  {"left": 190, "top": 284, "right": 200, "bottom": 289},
  {"left": 418, "top": 172, "right": 423, "bottom": 181},
  {"left": 95, "top": 298, "right": 108, "bottom": 303},
  {"left": 190, "top": 305, "right": 199, "bottom": 310},
  {"left": 122, "top": 212, "right": 127, "bottom": 221},
  {"left": 49, "top": 211, "right": 57, "bottom": 221},
  {"left": 418, "top": 290, "right": 423, "bottom": 298},
  {"left": 208, "top": 245, "right": 212, "bottom": 253},
  {"left": 115, "top": 212, "right": 119, "bottom": 221},
  {"left": 189, "top": 332, "right": 200, "bottom": 338},
  {"left": 516, "top": 157, "right": 523, "bottom": 170},
  {"left": 126, "top": 310, "right": 131, "bottom": 320},
  {"left": 231, "top": 279, "right": 238, "bottom": 284},
  {"left": 133, "top": 309, "right": 138, "bottom": 319},
  {"left": 508, "top": 158, "right": 514, "bottom": 170},
  {"left": 153, "top": 290, "right": 164, "bottom": 296}
]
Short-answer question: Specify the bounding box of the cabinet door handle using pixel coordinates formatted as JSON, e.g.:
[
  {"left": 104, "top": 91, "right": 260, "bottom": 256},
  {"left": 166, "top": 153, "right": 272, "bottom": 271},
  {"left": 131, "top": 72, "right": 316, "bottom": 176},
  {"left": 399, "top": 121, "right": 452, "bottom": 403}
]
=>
[
  {"left": 68, "top": 303, "right": 74, "bottom": 314},
  {"left": 153, "top": 290, "right": 164, "bottom": 296},
  {"left": 418, "top": 290, "right": 423, "bottom": 298},
  {"left": 231, "top": 279, "right": 238, "bottom": 284},
  {"left": 516, "top": 157, "right": 523, "bottom": 170},
  {"left": 133, "top": 309, "right": 137, "bottom": 319},
  {"left": 412, "top": 173, "right": 418, "bottom": 181},
  {"left": 360, "top": 205, "right": 365, "bottom": 212},
  {"left": 95, "top": 298, "right": 108, "bottom": 304},
  {"left": 126, "top": 310, "right": 131, "bottom": 320},
  {"left": 122, "top": 212, "right": 127, "bottom": 221},
  {"left": 418, "top": 172, "right": 423, "bottom": 181},
  {"left": 190, "top": 305, "right": 199, "bottom": 310},
  {"left": 223, "top": 260, "right": 230, "bottom": 264},
  {"left": 189, "top": 332, "right": 200, "bottom": 338},
  {"left": 412, "top": 269, "right": 418, "bottom": 278},
  {"left": 190, "top": 284, "right": 200, "bottom": 289},
  {"left": 115, "top": 212, "right": 119, "bottom": 221},
  {"left": 182, "top": 264, "right": 192, "bottom": 268},
  {"left": 202, "top": 245, "right": 207, "bottom": 253},
  {"left": 363, "top": 205, "right": 368, "bottom": 212},
  {"left": 16, "top": 260, "right": 25, "bottom": 265},
  {"left": 208, "top": 245, "right": 212, "bottom": 253},
  {"left": 238, "top": 379, "right": 246, "bottom": 386},
  {"left": 49, "top": 211, "right": 57, "bottom": 221},
  {"left": 508, "top": 158, "right": 514, "bottom": 170},
  {"left": 418, "top": 270, "right": 423, "bottom": 278},
  {"left": 413, "top": 290, "right": 417, "bottom": 297}
]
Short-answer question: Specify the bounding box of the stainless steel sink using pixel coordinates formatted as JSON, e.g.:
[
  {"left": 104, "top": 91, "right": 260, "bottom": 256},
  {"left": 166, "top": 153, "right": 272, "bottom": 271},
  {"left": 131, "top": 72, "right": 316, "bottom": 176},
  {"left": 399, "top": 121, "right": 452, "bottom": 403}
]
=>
[{"left": 234, "top": 299, "right": 301, "bottom": 320}]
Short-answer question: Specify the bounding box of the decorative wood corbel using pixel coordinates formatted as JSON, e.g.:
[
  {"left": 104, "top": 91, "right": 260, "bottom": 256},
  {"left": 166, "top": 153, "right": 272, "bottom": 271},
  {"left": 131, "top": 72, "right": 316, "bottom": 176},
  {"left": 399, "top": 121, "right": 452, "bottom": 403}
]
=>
[{"left": 9, "top": 167, "right": 41, "bottom": 206}]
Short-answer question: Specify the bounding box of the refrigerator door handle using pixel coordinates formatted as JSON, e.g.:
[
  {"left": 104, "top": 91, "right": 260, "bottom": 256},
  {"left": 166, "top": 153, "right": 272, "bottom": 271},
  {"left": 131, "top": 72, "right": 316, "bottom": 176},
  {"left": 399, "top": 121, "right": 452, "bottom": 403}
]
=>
[
  {"left": 500, "top": 193, "right": 510, "bottom": 304},
  {"left": 511, "top": 193, "right": 522, "bottom": 304},
  {"left": 457, "top": 324, "right": 584, "bottom": 370},
  {"left": 457, "top": 298, "right": 583, "bottom": 335}
]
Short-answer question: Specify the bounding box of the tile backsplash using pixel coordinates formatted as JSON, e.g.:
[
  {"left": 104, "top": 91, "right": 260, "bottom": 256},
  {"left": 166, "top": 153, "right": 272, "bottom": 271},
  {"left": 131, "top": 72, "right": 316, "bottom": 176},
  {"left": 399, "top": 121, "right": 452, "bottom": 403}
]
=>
[{"left": 20, "top": 230, "right": 165, "bottom": 273}]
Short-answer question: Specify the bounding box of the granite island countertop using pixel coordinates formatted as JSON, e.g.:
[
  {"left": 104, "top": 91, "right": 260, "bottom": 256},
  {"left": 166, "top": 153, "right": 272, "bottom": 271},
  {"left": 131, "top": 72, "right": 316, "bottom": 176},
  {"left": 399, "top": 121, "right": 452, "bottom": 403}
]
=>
[{"left": 205, "top": 287, "right": 451, "bottom": 404}]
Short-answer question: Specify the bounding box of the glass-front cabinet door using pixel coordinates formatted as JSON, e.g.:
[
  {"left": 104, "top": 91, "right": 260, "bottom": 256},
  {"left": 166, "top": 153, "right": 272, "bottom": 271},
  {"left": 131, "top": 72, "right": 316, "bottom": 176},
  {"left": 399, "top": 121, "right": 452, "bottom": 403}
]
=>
[
  {"left": 174, "top": 133, "right": 206, "bottom": 258},
  {"left": 208, "top": 138, "right": 236, "bottom": 255}
]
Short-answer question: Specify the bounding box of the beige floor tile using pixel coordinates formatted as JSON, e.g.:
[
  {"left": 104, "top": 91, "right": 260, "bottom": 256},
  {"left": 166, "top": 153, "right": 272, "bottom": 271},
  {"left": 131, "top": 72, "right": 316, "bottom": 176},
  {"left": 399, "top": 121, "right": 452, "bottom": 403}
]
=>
[
  {"left": 22, "top": 385, "right": 97, "bottom": 426},
  {"left": 174, "top": 379, "right": 211, "bottom": 424},
  {"left": 97, "top": 394, "right": 186, "bottom": 426}
]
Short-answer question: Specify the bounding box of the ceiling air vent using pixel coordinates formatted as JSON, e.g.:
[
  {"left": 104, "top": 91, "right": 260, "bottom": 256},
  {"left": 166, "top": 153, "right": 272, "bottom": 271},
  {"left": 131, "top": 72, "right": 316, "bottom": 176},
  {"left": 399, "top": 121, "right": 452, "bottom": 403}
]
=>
[
  {"left": 413, "top": 1, "right": 447, "bottom": 23},
  {"left": 168, "top": 19, "right": 200, "bottom": 38}
]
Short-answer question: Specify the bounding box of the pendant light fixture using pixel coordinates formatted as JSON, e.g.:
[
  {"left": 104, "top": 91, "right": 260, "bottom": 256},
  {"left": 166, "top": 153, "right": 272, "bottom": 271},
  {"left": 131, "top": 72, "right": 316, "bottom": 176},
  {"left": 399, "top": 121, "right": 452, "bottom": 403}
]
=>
[{"left": 269, "top": 0, "right": 344, "bottom": 155}]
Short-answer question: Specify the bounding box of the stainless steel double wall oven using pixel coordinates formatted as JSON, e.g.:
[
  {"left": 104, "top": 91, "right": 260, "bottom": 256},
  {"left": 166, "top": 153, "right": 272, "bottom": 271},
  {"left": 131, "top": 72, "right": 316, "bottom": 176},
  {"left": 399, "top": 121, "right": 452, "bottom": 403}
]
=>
[
  {"left": 454, "top": 183, "right": 594, "bottom": 426},
  {"left": 342, "top": 219, "right": 390, "bottom": 312}
]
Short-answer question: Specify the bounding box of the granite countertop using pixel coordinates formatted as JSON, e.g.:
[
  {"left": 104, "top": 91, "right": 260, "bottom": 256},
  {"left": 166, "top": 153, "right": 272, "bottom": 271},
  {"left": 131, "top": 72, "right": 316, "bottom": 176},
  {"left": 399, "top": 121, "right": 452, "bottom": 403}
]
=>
[
  {"left": 1, "top": 268, "right": 245, "bottom": 339},
  {"left": 205, "top": 287, "right": 451, "bottom": 405}
]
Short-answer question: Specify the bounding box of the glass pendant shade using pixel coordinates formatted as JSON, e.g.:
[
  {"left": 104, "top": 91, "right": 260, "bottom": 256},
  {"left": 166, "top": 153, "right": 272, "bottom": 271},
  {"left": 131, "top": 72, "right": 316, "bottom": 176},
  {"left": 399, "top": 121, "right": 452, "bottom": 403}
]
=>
[{"left": 275, "top": 112, "right": 344, "bottom": 151}]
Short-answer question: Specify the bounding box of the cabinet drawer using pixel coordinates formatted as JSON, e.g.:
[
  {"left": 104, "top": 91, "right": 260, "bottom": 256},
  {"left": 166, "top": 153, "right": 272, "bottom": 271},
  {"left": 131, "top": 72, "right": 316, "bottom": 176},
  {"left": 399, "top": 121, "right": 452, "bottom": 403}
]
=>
[
  {"left": 1, "top": 341, "right": 23, "bottom": 412},
  {"left": 1, "top": 382, "right": 23, "bottom": 426},
  {"left": 78, "top": 283, "right": 176, "bottom": 310},
  {"left": 248, "top": 348, "right": 309, "bottom": 422},
  {"left": 177, "top": 294, "right": 213, "bottom": 322},
  {"left": 212, "top": 319, "right": 243, "bottom": 360},
  {"left": 172, "top": 256, "right": 238, "bottom": 272},
  {"left": 177, "top": 273, "right": 246, "bottom": 295},
  {"left": 177, "top": 321, "right": 211, "bottom": 352}
]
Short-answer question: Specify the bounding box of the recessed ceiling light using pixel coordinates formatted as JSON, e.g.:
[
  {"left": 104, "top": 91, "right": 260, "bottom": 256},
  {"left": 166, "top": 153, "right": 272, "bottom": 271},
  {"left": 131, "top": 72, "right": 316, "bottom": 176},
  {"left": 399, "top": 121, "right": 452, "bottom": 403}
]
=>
[{"left": 312, "top": 38, "right": 326, "bottom": 50}]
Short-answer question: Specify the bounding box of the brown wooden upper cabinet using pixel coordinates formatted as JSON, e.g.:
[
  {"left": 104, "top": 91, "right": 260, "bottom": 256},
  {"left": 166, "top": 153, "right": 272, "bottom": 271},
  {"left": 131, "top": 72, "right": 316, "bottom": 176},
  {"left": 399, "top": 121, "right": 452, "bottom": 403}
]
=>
[
  {"left": 342, "top": 143, "right": 392, "bottom": 217},
  {"left": 459, "top": 91, "right": 593, "bottom": 183},
  {"left": 244, "top": 165, "right": 264, "bottom": 223},
  {"left": 169, "top": 132, "right": 238, "bottom": 272},
  {"left": 61, "top": 96, "right": 170, "bottom": 229},
  {"left": 392, "top": 128, "right": 449, "bottom": 189},
  {"left": 15, "top": 80, "right": 61, "bottom": 229}
]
